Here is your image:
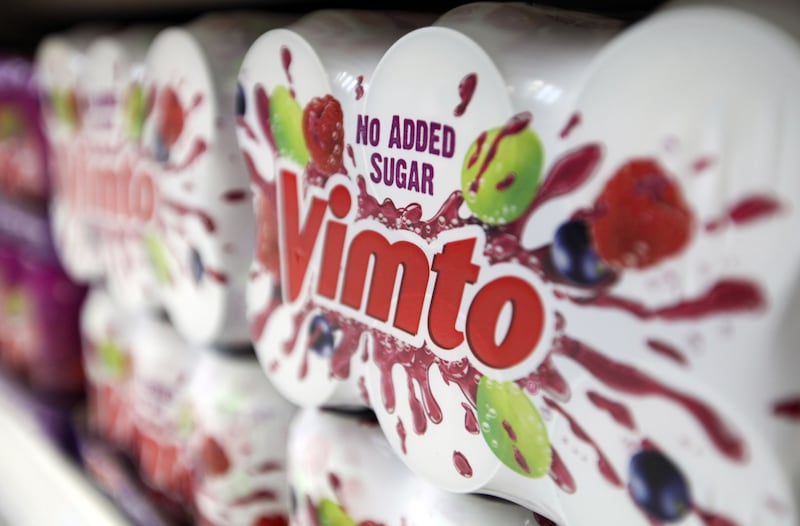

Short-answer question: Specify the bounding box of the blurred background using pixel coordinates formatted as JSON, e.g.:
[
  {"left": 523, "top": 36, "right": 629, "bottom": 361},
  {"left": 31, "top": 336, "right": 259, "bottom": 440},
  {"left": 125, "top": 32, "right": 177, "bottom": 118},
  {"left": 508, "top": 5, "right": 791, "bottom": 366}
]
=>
[{"left": 1, "top": 0, "right": 666, "bottom": 52}]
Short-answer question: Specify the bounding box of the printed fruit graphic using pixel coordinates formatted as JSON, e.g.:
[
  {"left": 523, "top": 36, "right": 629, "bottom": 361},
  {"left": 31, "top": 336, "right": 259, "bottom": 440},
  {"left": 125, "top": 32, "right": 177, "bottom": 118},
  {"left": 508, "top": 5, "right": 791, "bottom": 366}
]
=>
[
  {"left": 256, "top": 193, "right": 280, "bottom": 275},
  {"left": 476, "top": 376, "right": 550, "bottom": 478},
  {"left": 154, "top": 134, "right": 169, "bottom": 163},
  {"left": 144, "top": 232, "right": 171, "bottom": 283},
  {"left": 302, "top": 95, "right": 344, "bottom": 175},
  {"left": 177, "top": 401, "right": 194, "bottom": 439},
  {"left": 628, "top": 449, "right": 692, "bottom": 522},
  {"left": 590, "top": 159, "right": 693, "bottom": 269},
  {"left": 0, "top": 106, "right": 23, "bottom": 138},
  {"left": 317, "top": 498, "right": 356, "bottom": 526},
  {"left": 269, "top": 85, "right": 309, "bottom": 166},
  {"left": 235, "top": 82, "right": 246, "bottom": 117},
  {"left": 157, "top": 86, "right": 184, "bottom": 147},
  {"left": 4, "top": 288, "right": 26, "bottom": 317},
  {"left": 97, "top": 338, "right": 128, "bottom": 379},
  {"left": 199, "top": 435, "right": 230, "bottom": 477},
  {"left": 308, "top": 314, "right": 335, "bottom": 357},
  {"left": 189, "top": 247, "right": 204, "bottom": 284},
  {"left": 125, "top": 83, "right": 147, "bottom": 140},
  {"left": 253, "top": 515, "right": 289, "bottom": 526},
  {"left": 52, "top": 89, "right": 81, "bottom": 129},
  {"left": 461, "top": 112, "right": 543, "bottom": 224},
  {"left": 551, "top": 220, "right": 610, "bottom": 286}
]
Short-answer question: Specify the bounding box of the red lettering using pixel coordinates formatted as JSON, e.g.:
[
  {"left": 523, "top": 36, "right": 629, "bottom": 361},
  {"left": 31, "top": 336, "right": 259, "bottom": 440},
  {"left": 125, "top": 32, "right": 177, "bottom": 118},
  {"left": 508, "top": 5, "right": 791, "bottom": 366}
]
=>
[
  {"left": 429, "top": 238, "right": 479, "bottom": 349},
  {"left": 341, "top": 230, "right": 429, "bottom": 335},
  {"left": 133, "top": 173, "right": 156, "bottom": 222},
  {"left": 273, "top": 172, "right": 548, "bottom": 369},
  {"left": 279, "top": 169, "right": 328, "bottom": 302},
  {"left": 466, "top": 276, "right": 544, "bottom": 369},
  {"left": 120, "top": 160, "right": 134, "bottom": 217},
  {"left": 99, "top": 167, "right": 117, "bottom": 212},
  {"left": 317, "top": 185, "right": 351, "bottom": 299}
]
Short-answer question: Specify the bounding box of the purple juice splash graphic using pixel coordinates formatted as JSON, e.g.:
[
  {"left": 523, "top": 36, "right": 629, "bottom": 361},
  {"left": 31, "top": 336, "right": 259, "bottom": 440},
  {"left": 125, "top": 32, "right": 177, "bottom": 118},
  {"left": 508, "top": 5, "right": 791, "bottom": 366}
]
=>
[
  {"left": 544, "top": 397, "right": 622, "bottom": 487},
  {"left": 467, "top": 112, "right": 531, "bottom": 195},
  {"left": 645, "top": 339, "right": 687, "bottom": 366},
  {"left": 552, "top": 333, "right": 745, "bottom": 461},
  {"left": 773, "top": 398, "right": 800, "bottom": 420},
  {"left": 452, "top": 451, "right": 473, "bottom": 478},
  {"left": 704, "top": 194, "right": 782, "bottom": 232},
  {"left": 354, "top": 75, "right": 364, "bottom": 101},
  {"left": 549, "top": 446, "right": 576, "bottom": 494},
  {"left": 161, "top": 198, "right": 216, "bottom": 233},
  {"left": 586, "top": 390, "right": 636, "bottom": 431},
  {"left": 559, "top": 112, "right": 581, "bottom": 139},
  {"left": 556, "top": 279, "right": 764, "bottom": 322},
  {"left": 280, "top": 46, "right": 295, "bottom": 99},
  {"left": 454, "top": 73, "right": 477, "bottom": 117}
]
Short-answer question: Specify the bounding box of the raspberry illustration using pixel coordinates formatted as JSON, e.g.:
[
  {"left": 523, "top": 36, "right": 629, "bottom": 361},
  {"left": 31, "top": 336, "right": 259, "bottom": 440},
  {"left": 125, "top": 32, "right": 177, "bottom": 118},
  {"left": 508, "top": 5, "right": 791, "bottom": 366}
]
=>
[
  {"left": 199, "top": 435, "right": 230, "bottom": 477},
  {"left": 303, "top": 95, "right": 344, "bottom": 175},
  {"left": 590, "top": 159, "right": 693, "bottom": 269},
  {"left": 158, "top": 86, "right": 184, "bottom": 148}
]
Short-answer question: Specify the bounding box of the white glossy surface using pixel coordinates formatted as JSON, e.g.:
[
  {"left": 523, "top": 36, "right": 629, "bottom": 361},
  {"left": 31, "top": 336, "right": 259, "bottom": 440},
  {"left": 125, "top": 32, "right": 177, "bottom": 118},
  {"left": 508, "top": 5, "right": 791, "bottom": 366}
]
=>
[
  {"left": 0, "top": 375, "right": 128, "bottom": 526},
  {"left": 238, "top": 10, "right": 429, "bottom": 407},
  {"left": 289, "top": 408, "right": 541, "bottom": 526},
  {"left": 141, "top": 13, "right": 292, "bottom": 346}
]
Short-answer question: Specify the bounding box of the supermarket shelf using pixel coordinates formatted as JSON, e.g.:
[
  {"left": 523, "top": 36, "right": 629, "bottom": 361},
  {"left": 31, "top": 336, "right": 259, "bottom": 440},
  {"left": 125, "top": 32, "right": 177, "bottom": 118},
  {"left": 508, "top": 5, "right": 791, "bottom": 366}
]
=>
[{"left": 0, "top": 377, "right": 129, "bottom": 526}]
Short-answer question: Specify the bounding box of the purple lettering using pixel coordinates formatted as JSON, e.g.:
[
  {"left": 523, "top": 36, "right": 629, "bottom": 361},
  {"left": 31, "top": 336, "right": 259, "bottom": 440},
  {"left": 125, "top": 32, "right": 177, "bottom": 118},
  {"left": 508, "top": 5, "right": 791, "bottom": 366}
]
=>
[
  {"left": 408, "top": 162, "right": 419, "bottom": 192},
  {"left": 429, "top": 121, "right": 442, "bottom": 155},
  {"left": 388, "top": 115, "right": 401, "bottom": 149},
  {"left": 402, "top": 119, "right": 415, "bottom": 150},
  {"left": 370, "top": 153, "right": 382, "bottom": 183},
  {"left": 422, "top": 163, "right": 434, "bottom": 195},
  {"left": 384, "top": 156, "right": 395, "bottom": 186},
  {"left": 396, "top": 158, "right": 407, "bottom": 189},
  {"left": 442, "top": 125, "right": 455, "bottom": 158},
  {"left": 415, "top": 119, "right": 428, "bottom": 153},
  {"left": 369, "top": 118, "right": 380, "bottom": 146},
  {"left": 356, "top": 114, "right": 369, "bottom": 146}
]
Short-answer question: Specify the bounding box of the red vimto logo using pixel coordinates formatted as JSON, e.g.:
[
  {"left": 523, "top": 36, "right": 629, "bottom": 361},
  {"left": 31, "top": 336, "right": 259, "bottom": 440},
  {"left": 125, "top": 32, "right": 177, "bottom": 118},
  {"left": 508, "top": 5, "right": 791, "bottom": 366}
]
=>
[
  {"left": 58, "top": 143, "right": 156, "bottom": 224},
  {"left": 88, "top": 156, "right": 156, "bottom": 223},
  {"left": 276, "top": 168, "right": 547, "bottom": 370}
]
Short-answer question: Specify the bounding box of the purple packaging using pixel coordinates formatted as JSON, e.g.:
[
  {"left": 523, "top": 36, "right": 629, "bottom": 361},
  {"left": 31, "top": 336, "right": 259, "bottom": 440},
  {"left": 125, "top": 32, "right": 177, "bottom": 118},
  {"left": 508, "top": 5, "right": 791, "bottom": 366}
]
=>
[
  {"left": 0, "top": 57, "right": 49, "bottom": 202},
  {"left": 0, "top": 194, "right": 86, "bottom": 393},
  {"left": 0, "top": 368, "right": 80, "bottom": 459},
  {"left": 21, "top": 253, "right": 87, "bottom": 393},
  {"left": 0, "top": 241, "right": 25, "bottom": 372}
]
